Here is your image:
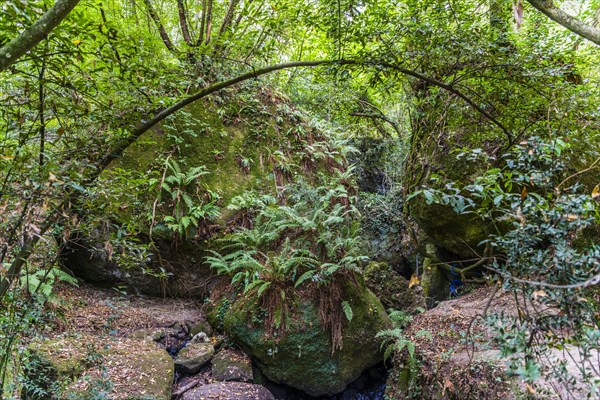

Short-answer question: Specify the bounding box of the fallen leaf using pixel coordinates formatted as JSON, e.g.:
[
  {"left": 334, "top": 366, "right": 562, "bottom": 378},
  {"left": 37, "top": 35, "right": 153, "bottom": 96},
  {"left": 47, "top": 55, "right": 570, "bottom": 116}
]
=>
[
  {"left": 592, "top": 184, "right": 600, "bottom": 199},
  {"left": 525, "top": 383, "right": 536, "bottom": 395},
  {"left": 521, "top": 187, "right": 528, "bottom": 200},
  {"left": 408, "top": 273, "right": 420, "bottom": 288}
]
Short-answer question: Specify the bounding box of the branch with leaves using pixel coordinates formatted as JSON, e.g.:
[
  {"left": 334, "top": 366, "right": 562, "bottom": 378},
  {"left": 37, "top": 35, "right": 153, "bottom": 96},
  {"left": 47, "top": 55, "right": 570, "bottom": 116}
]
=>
[
  {"left": 526, "top": 0, "right": 600, "bottom": 45},
  {"left": 0, "top": 0, "right": 81, "bottom": 72}
]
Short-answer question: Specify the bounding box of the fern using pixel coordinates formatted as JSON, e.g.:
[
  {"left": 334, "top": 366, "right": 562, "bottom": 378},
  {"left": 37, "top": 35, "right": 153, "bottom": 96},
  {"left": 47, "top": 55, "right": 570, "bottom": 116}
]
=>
[{"left": 342, "top": 301, "right": 353, "bottom": 322}]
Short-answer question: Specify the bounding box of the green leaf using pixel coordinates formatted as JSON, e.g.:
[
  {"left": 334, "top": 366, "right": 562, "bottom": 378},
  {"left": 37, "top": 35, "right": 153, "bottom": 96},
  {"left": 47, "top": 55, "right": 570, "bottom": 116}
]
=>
[{"left": 342, "top": 300, "right": 353, "bottom": 322}]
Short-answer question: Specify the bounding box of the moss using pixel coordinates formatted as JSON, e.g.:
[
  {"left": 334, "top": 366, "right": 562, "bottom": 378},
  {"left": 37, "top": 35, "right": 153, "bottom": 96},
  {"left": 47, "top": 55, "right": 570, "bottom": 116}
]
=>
[
  {"left": 364, "top": 261, "right": 426, "bottom": 313},
  {"left": 28, "top": 336, "right": 173, "bottom": 400},
  {"left": 67, "top": 85, "right": 343, "bottom": 296},
  {"left": 420, "top": 257, "right": 449, "bottom": 307},
  {"left": 223, "top": 276, "right": 390, "bottom": 397},
  {"left": 410, "top": 200, "right": 489, "bottom": 259}
]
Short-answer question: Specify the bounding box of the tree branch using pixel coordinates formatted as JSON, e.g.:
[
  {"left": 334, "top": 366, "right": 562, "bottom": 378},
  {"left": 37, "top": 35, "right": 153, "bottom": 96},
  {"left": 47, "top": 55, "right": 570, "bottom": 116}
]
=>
[
  {"left": 372, "top": 61, "right": 515, "bottom": 144},
  {"left": 526, "top": 0, "right": 600, "bottom": 45},
  {"left": 142, "top": 0, "right": 176, "bottom": 53},
  {"left": 0, "top": 0, "right": 81, "bottom": 72},
  {"left": 176, "top": 0, "right": 193, "bottom": 46}
]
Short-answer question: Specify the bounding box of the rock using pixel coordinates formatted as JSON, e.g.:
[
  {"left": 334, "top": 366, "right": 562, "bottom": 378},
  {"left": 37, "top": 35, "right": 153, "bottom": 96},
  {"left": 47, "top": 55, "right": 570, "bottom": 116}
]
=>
[
  {"left": 223, "top": 276, "right": 391, "bottom": 397},
  {"left": 189, "top": 319, "right": 213, "bottom": 337},
  {"left": 27, "top": 334, "right": 174, "bottom": 400},
  {"left": 364, "top": 261, "right": 425, "bottom": 313},
  {"left": 129, "top": 327, "right": 177, "bottom": 342},
  {"left": 420, "top": 256, "right": 449, "bottom": 307},
  {"left": 175, "top": 342, "right": 215, "bottom": 374},
  {"left": 182, "top": 382, "right": 274, "bottom": 400},
  {"left": 61, "top": 88, "right": 344, "bottom": 298},
  {"left": 211, "top": 348, "right": 254, "bottom": 382}
]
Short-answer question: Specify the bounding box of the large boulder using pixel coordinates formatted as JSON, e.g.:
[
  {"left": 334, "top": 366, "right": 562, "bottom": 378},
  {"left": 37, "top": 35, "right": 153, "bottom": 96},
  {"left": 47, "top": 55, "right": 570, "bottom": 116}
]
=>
[
  {"left": 222, "top": 278, "right": 391, "bottom": 397},
  {"left": 62, "top": 85, "right": 347, "bottom": 297},
  {"left": 364, "top": 261, "right": 425, "bottom": 313}
]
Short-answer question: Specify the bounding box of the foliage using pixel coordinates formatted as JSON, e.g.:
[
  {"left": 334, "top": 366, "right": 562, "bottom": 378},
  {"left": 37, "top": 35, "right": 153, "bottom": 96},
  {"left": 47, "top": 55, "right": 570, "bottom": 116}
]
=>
[
  {"left": 150, "top": 158, "right": 220, "bottom": 240},
  {"left": 413, "top": 137, "right": 600, "bottom": 397},
  {"left": 376, "top": 309, "right": 427, "bottom": 398},
  {"left": 2, "top": 0, "right": 600, "bottom": 395},
  {"left": 19, "top": 265, "right": 78, "bottom": 305},
  {"left": 206, "top": 175, "right": 366, "bottom": 344}
]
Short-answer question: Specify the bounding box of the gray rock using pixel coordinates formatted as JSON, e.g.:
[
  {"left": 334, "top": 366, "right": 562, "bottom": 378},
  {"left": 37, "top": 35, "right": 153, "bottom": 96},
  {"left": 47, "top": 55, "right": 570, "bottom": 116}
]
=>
[
  {"left": 175, "top": 343, "right": 215, "bottom": 374},
  {"left": 211, "top": 348, "right": 253, "bottom": 382},
  {"left": 182, "top": 382, "right": 274, "bottom": 400},
  {"left": 189, "top": 319, "right": 213, "bottom": 337}
]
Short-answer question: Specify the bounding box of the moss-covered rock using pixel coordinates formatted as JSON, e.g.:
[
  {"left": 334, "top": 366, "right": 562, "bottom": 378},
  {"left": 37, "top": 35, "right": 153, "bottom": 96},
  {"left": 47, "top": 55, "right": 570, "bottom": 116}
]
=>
[
  {"left": 364, "top": 261, "right": 425, "bottom": 313},
  {"left": 27, "top": 334, "right": 174, "bottom": 400},
  {"left": 62, "top": 84, "right": 346, "bottom": 297},
  {"left": 211, "top": 348, "right": 253, "bottom": 382},
  {"left": 420, "top": 257, "right": 449, "bottom": 307},
  {"left": 222, "top": 277, "right": 390, "bottom": 397},
  {"left": 175, "top": 343, "right": 215, "bottom": 374}
]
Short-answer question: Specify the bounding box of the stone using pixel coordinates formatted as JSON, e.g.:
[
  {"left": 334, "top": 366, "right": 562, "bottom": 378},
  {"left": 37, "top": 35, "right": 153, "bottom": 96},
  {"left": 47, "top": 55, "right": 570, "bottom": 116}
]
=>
[
  {"left": 364, "top": 261, "right": 426, "bottom": 313},
  {"left": 60, "top": 89, "right": 343, "bottom": 298},
  {"left": 211, "top": 348, "right": 254, "bottom": 382},
  {"left": 189, "top": 319, "right": 213, "bottom": 337},
  {"left": 182, "top": 382, "right": 274, "bottom": 400},
  {"left": 223, "top": 276, "right": 391, "bottom": 397},
  {"left": 420, "top": 257, "right": 449, "bottom": 307},
  {"left": 175, "top": 342, "right": 215, "bottom": 374},
  {"left": 27, "top": 334, "right": 174, "bottom": 400}
]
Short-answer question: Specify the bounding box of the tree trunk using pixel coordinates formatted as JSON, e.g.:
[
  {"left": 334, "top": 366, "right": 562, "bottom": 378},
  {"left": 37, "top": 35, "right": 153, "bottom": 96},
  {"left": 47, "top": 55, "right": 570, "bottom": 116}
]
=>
[
  {"left": 177, "top": 0, "right": 193, "bottom": 46},
  {"left": 143, "top": 0, "right": 176, "bottom": 53}
]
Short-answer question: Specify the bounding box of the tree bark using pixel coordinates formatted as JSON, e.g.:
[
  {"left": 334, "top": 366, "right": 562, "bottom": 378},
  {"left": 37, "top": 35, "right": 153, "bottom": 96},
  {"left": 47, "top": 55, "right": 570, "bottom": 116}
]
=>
[
  {"left": 143, "top": 0, "right": 176, "bottom": 53},
  {"left": 526, "top": 0, "right": 600, "bottom": 45},
  {"left": 176, "top": 0, "right": 193, "bottom": 46},
  {"left": 0, "top": 0, "right": 81, "bottom": 72}
]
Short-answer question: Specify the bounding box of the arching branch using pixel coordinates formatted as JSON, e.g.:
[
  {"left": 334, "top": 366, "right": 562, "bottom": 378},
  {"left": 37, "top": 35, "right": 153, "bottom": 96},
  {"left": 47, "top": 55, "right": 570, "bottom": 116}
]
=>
[
  {"left": 372, "top": 61, "right": 515, "bottom": 144},
  {"left": 0, "top": 58, "right": 518, "bottom": 298},
  {"left": 0, "top": 0, "right": 81, "bottom": 72}
]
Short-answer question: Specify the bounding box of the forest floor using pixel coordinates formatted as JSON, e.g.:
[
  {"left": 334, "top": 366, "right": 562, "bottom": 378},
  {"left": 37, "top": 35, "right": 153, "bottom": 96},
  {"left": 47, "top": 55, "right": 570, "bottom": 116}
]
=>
[{"left": 49, "top": 282, "right": 204, "bottom": 338}]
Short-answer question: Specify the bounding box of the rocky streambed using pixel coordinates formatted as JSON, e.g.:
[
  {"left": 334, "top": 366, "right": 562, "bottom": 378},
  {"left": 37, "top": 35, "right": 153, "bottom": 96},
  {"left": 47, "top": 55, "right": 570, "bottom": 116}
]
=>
[{"left": 27, "top": 283, "right": 391, "bottom": 400}]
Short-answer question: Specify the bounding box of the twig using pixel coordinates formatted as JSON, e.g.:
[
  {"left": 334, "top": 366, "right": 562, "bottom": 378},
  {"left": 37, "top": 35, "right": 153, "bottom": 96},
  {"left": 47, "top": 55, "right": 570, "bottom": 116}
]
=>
[{"left": 556, "top": 156, "right": 600, "bottom": 192}]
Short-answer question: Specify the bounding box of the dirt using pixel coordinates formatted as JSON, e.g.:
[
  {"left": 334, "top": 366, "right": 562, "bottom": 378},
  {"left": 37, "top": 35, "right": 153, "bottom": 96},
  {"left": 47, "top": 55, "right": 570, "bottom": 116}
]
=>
[{"left": 50, "top": 282, "right": 204, "bottom": 338}]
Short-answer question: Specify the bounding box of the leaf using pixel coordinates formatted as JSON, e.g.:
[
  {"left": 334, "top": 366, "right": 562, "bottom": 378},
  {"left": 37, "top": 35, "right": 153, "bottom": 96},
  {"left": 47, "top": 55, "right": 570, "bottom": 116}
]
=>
[
  {"left": 592, "top": 184, "right": 600, "bottom": 199},
  {"left": 408, "top": 273, "right": 420, "bottom": 288},
  {"left": 294, "top": 270, "right": 315, "bottom": 287},
  {"left": 521, "top": 186, "right": 528, "bottom": 200},
  {"left": 342, "top": 300, "right": 353, "bottom": 322}
]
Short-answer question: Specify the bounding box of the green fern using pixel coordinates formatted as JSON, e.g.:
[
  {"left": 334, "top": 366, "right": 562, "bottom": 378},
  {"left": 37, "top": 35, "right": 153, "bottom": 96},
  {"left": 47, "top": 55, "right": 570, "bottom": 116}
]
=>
[{"left": 342, "top": 301, "right": 353, "bottom": 322}]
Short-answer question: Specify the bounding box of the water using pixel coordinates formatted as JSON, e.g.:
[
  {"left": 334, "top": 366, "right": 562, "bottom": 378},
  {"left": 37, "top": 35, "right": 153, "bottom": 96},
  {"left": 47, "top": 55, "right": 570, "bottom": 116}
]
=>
[{"left": 266, "top": 364, "right": 387, "bottom": 400}]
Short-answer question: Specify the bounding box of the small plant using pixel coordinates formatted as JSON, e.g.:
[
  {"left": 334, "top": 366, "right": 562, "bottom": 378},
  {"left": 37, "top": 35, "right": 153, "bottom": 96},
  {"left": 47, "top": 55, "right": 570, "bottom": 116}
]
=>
[
  {"left": 206, "top": 176, "right": 366, "bottom": 348},
  {"left": 149, "top": 158, "right": 220, "bottom": 240},
  {"left": 19, "top": 265, "right": 78, "bottom": 305}
]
